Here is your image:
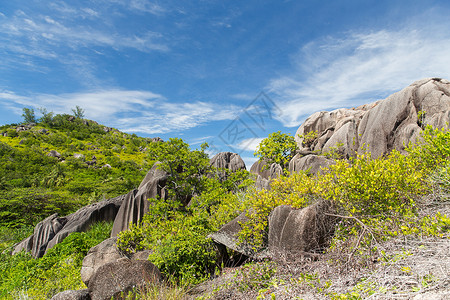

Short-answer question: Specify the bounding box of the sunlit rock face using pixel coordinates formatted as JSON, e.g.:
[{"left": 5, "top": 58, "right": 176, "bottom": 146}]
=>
[{"left": 294, "top": 78, "right": 450, "bottom": 160}]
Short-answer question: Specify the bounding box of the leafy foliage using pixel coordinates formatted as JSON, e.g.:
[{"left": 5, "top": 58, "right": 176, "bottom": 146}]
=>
[
  {"left": 21, "top": 108, "right": 36, "bottom": 124},
  {"left": 0, "top": 113, "right": 161, "bottom": 226},
  {"left": 117, "top": 172, "right": 252, "bottom": 286},
  {"left": 146, "top": 139, "right": 211, "bottom": 205},
  {"left": 0, "top": 221, "right": 113, "bottom": 299},
  {"left": 254, "top": 131, "right": 298, "bottom": 170}
]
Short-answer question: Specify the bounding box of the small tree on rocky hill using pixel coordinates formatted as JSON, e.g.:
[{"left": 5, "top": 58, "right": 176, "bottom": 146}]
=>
[
  {"left": 71, "top": 106, "right": 85, "bottom": 119},
  {"left": 22, "top": 107, "right": 36, "bottom": 124},
  {"left": 254, "top": 131, "right": 298, "bottom": 171}
]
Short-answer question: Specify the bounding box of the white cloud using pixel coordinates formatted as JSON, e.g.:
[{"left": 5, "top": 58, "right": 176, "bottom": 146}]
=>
[
  {"left": 236, "top": 137, "right": 264, "bottom": 152},
  {"left": 0, "top": 89, "right": 241, "bottom": 135},
  {"left": 0, "top": 11, "right": 168, "bottom": 53},
  {"left": 270, "top": 21, "right": 450, "bottom": 127}
]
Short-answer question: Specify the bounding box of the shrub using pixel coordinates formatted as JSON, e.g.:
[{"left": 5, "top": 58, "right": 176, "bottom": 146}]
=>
[
  {"left": 254, "top": 131, "right": 298, "bottom": 170},
  {"left": 0, "top": 221, "right": 113, "bottom": 299}
]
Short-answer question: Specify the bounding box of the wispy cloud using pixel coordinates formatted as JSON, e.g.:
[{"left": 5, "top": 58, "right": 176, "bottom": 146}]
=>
[
  {"left": 236, "top": 137, "right": 264, "bottom": 153},
  {"left": 270, "top": 17, "right": 450, "bottom": 127},
  {"left": 0, "top": 89, "right": 241, "bottom": 135},
  {"left": 0, "top": 10, "right": 168, "bottom": 53}
]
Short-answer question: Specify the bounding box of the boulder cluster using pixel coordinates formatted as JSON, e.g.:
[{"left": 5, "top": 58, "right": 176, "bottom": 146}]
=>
[{"left": 11, "top": 78, "right": 450, "bottom": 299}]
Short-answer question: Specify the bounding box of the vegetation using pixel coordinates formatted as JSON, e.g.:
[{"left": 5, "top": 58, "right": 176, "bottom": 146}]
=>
[
  {"left": 254, "top": 131, "right": 297, "bottom": 171},
  {"left": 0, "top": 106, "right": 449, "bottom": 299},
  {"left": 0, "top": 111, "right": 164, "bottom": 227},
  {"left": 0, "top": 221, "right": 113, "bottom": 299}
]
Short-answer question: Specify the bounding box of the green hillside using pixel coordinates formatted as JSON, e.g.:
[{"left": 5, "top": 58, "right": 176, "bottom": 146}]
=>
[
  {"left": 0, "top": 113, "right": 160, "bottom": 227},
  {"left": 0, "top": 111, "right": 449, "bottom": 299}
]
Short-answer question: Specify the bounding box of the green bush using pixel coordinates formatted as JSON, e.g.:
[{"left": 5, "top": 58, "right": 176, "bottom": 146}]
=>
[
  {"left": 254, "top": 131, "right": 298, "bottom": 170},
  {"left": 0, "top": 221, "right": 113, "bottom": 299}
]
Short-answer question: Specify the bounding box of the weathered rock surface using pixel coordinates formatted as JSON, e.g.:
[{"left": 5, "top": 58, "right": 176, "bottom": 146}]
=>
[
  {"left": 268, "top": 201, "right": 337, "bottom": 256},
  {"left": 88, "top": 259, "right": 162, "bottom": 300},
  {"left": 250, "top": 159, "right": 282, "bottom": 180},
  {"left": 111, "top": 163, "right": 168, "bottom": 237},
  {"left": 13, "top": 194, "right": 126, "bottom": 258},
  {"left": 289, "top": 154, "right": 335, "bottom": 175},
  {"left": 250, "top": 159, "right": 283, "bottom": 190},
  {"left": 81, "top": 237, "right": 123, "bottom": 286},
  {"left": 11, "top": 234, "right": 34, "bottom": 255},
  {"left": 294, "top": 78, "right": 450, "bottom": 161},
  {"left": 208, "top": 212, "right": 254, "bottom": 257},
  {"left": 50, "top": 289, "right": 90, "bottom": 300},
  {"left": 210, "top": 152, "right": 246, "bottom": 172},
  {"left": 48, "top": 150, "right": 62, "bottom": 159},
  {"left": 31, "top": 213, "right": 67, "bottom": 258}
]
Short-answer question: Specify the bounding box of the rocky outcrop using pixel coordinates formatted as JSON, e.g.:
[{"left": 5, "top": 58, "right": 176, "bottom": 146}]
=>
[
  {"left": 294, "top": 78, "right": 450, "bottom": 160},
  {"left": 111, "top": 163, "right": 168, "bottom": 237},
  {"left": 208, "top": 212, "right": 253, "bottom": 257},
  {"left": 250, "top": 159, "right": 282, "bottom": 179},
  {"left": 13, "top": 194, "right": 126, "bottom": 258},
  {"left": 50, "top": 289, "right": 90, "bottom": 300},
  {"left": 250, "top": 159, "right": 283, "bottom": 190},
  {"left": 289, "top": 154, "right": 335, "bottom": 175},
  {"left": 81, "top": 237, "right": 123, "bottom": 286},
  {"left": 31, "top": 213, "right": 67, "bottom": 258},
  {"left": 210, "top": 152, "right": 246, "bottom": 172},
  {"left": 268, "top": 201, "right": 337, "bottom": 257},
  {"left": 48, "top": 150, "right": 62, "bottom": 159},
  {"left": 88, "top": 258, "right": 163, "bottom": 300}
]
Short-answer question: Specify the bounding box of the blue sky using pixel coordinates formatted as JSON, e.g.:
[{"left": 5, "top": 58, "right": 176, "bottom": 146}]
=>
[{"left": 1, "top": 0, "right": 450, "bottom": 167}]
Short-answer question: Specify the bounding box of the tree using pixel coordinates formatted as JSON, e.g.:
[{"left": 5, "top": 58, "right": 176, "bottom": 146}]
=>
[
  {"left": 71, "top": 106, "right": 85, "bottom": 118},
  {"left": 254, "top": 131, "right": 298, "bottom": 170},
  {"left": 147, "top": 138, "right": 211, "bottom": 205},
  {"left": 38, "top": 107, "right": 54, "bottom": 124},
  {"left": 22, "top": 108, "right": 36, "bottom": 124}
]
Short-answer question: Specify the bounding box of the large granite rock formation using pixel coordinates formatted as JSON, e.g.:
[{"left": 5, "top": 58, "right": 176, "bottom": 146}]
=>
[
  {"left": 289, "top": 154, "right": 335, "bottom": 175},
  {"left": 13, "top": 195, "right": 126, "bottom": 258},
  {"left": 294, "top": 78, "right": 450, "bottom": 160},
  {"left": 81, "top": 237, "right": 123, "bottom": 286},
  {"left": 88, "top": 258, "right": 162, "bottom": 300},
  {"left": 210, "top": 152, "right": 246, "bottom": 172},
  {"left": 110, "top": 163, "right": 168, "bottom": 237},
  {"left": 208, "top": 212, "right": 253, "bottom": 258},
  {"left": 268, "top": 201, "right": 337, "bottom": 256},
  {"left": 50, "top": 289, "right": 90, "bottom": 300},
  {"left": 250, "top": 159, "right": 283, "bottom": 190}
]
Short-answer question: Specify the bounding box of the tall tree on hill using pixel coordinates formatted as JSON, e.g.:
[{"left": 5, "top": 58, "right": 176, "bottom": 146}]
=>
[
  {"left": 71, "top": 106, "right": 85, "bottom": 119},
  {"left": 22, "top": 107, "right": 36, "bottom": 124}
]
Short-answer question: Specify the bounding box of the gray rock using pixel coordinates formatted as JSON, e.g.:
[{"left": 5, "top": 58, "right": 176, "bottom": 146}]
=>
[
  {"left": 81, "top": 237, "right": 124, "bottom": 286},
  {"left": 250, "top": 159, "right": 282, "bottom": 180},
  {"left": 208, "top": 212, "right": 254, "bottom": 257},
  {"left": 151, "top": 137, "right": 164, "bottom": 143},
  {"left": 31, "top": 213, "right": 67, "bottom": 258},
  {"left": 293, "top": 78, "right": 450, "bottom": 161},
  {"left": 131, "top": 250, "right": 152, "bottom": 261},
  {"left": 48, "top": 150, "right": 61, "bottom": 159},
  {"left": 88, "top": 259, "right": 162, "bottom": 300},
  {"left": 210, "top": 152, "right": 246, "bottom": 172},
  {"left": 111, "top": 163, "right": 168, "bottom": 237},
  {"left": 45, "top": 194, "right": 125, "bottom": 255},
  {"left": 268, "top": 201, "right": 337, "bottom": 257},
  {"left": 50, "top": 289, "right": 90, "bottom": 300},
  {"left": 289, "top": 154, "right": 335, "bottom": 175},
  {"left": 255, "top": 175, "right": 271, "bottom": 190},
  {"left": 12, "top": 234, "right": 34, "bottom": 255},
  {"left": 73, "top": 153, "right": 85, "bottom": 160},
  {"left": 250, "top": 159, "right": 283, "bottom": 190},
  {"left": 14, "top": 194, "right": 126, "bottom": 258}
]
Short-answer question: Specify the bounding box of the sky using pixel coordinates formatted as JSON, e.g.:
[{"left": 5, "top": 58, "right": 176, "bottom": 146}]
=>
[{"left": 1, "top": 0, "right": 450, "bottom": 167}]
